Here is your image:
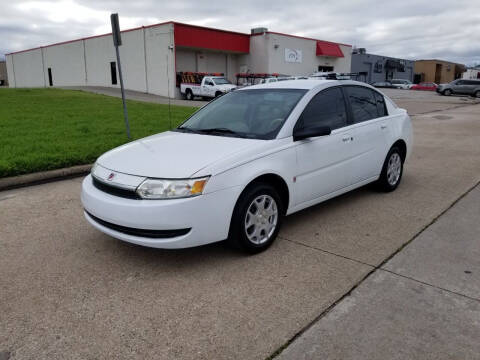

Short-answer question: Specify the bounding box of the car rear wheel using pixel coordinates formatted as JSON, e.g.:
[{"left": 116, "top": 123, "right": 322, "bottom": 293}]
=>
[
  {"left": 376, "top": 147, "right": 404, "bottom": 192},
  {"left": 228, "top": 183, "right": 283, "bottom": 254},
  {"left": 443, "top": 89, "right": 452, "bottom": 96},
  {"left": 185, "top": 89, "right": 193, "bottom": 100}
]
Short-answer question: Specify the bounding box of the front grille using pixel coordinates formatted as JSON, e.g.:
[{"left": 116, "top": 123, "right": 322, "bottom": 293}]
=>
[
  {"left": 86, "top": 211, "right": 191, "bottom": 238},
  {"left": 92, "top": 176, "right": 140, "bottom": 199}
]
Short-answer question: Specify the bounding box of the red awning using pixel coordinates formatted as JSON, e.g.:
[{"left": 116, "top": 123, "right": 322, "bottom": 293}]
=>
[
  {"left": 174, "top": 23, "right": 250, "bottom": 53},
  {"left": 316, "top": 41, "right": 344, "bottom": 57}
]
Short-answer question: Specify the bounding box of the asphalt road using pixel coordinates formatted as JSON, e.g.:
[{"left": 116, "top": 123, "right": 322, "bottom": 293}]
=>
[{"left": 1, "top": 90, "right": 480, "bottom": 359}]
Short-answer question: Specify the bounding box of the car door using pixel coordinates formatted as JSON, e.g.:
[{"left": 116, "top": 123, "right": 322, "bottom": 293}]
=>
[
  {"left": 202, "top": 78, "right": 215, "bottom": 97},
  {"left": 293, "top": 87, "right": 354, "bottom": 205},
  {"left": 343, "top": 86, "right": 389, "bottom": 184},
  {"left": 452, "top": 80, "right": 466, "bottom": 94}
]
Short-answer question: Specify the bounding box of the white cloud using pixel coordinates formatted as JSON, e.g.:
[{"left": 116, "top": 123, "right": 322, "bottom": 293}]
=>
[{"left": 1, "top": 0, "right": 479, "bottom": 65}]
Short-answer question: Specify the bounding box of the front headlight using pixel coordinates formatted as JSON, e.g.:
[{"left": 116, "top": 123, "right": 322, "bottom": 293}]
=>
[{"left": 136, "top": 177, "right": 209, "bottom": 199}]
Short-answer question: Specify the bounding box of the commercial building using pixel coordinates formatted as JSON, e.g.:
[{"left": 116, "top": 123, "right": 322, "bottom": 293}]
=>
[
  {"left": 350, "top": 48, "right": 414, "bottom": 84},
  {"left": 462, "top": 65, "right": 480, "bottom": 80},
  {"left": 0, "top": 61, "right": 7, "bottom": 86},
  {"left": 5, "top": 21, "right": 351, "bottom": 98},
  {"left": 414, "top": 59, "right": 465, "bottom": 84}
]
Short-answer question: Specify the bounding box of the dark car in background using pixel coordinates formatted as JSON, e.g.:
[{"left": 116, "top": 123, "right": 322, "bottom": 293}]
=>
[{"left": 437, "top": 79, "right": 480, "bottom": 97}]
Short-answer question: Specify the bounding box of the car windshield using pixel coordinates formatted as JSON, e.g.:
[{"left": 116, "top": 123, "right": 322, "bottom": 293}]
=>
[
  {"left": 213, "top": 78, "right": 230, "bottom": 85},
  {"left": 176, "top": 89, "right": 307, "bottom": 140}
]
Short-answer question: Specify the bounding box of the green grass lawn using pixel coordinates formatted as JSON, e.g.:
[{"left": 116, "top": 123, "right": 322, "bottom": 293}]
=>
[{"left": 0, "top": 88, "right": 198, "bottom": 177}]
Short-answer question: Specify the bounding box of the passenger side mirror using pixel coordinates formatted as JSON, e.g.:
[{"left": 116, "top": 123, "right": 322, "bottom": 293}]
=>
[{"left": 293, "top": 125, "right": 331, "bottom": 141}]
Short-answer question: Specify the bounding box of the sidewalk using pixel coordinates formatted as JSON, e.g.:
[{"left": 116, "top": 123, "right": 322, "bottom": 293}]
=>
[
  {"left": 278, "top": 183, "right": 480, "bottom": 360},
  {"left": 61, "top": 86, "right": 205, "bottom": 107}
]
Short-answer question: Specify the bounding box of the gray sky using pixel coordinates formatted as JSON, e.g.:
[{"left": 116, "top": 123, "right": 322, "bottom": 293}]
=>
[{"left": 1, "top": 0, "right": 479, "bottom": 65}]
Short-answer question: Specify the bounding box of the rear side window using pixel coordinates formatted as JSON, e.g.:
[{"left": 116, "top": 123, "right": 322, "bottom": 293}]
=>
[
  {"left": 345, "top": 86, "right": 378, "bottom": 123},
  {"left": 297, "top": 87, "right": 348, "bottom": 131},
  {"left": 373, "top": 91, "right": 388, "bottom": 117}
]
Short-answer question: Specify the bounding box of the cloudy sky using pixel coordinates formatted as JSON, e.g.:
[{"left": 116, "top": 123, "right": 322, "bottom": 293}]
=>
[{"left": 1, "top": 0, "right": 479, "bottom": 65}]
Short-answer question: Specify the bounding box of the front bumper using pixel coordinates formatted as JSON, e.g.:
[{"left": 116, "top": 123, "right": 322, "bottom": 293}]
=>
[{"left": 81, "top": 175, "right": 242, "bottom": 248}]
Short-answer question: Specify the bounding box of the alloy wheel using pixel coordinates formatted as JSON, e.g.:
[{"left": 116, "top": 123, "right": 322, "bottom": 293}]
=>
[
  {"left": 386, "top": 152, "right": 402, "bottom": 186},
  {"left": 244, "top": 195, "right": 278, "bottom": 245}
]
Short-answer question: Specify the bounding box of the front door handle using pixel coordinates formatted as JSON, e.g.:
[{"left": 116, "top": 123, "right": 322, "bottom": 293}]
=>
[
  {"left": 342, "top": 136, "right": 354, "bottom": 142},
  {"left": 381, "top": 124, "right": 387, "bottom": 130}
]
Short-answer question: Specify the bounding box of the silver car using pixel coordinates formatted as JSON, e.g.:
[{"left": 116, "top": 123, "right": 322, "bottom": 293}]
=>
[{"left": 437, "top": 79, "right": 480, "bottom": 97}]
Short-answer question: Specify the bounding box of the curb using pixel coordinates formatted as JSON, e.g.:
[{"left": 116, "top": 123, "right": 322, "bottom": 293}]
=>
[{"left": 0, "top": 164, "right": 92, "bottom": 192}]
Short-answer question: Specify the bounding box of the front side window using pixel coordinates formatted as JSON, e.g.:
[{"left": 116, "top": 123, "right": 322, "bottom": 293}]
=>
[
  {"left": 345, "top": 86, "right": 378, "bottom": 123},
  {"left": 295, "top": 87, "right": 347, "bottom": 131},
  {"left": 177, "top": 89, "right": 307, "bottom": 140}
]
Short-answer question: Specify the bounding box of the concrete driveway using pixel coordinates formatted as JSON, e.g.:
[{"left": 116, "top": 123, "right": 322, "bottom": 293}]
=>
[{"left": 1, "top": 90, "right": 480, "bottom": 359}]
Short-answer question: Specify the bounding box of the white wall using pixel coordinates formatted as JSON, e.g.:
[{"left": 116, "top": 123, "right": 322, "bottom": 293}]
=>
[
  {"left": 43, "top": 40, "right": 86, "bottom": 86},
  {"left": 6, "top": 55, "right": 15, "bottom": 87},
  {"left": 176, "top": 48, "right": 197, "bottom": 73},
  {"left": 84, "top": 35, "right": 117, "bottom": 88},
  {"left": 119, "top": 30, "right": 148, "bottom": 92},
  {"left": 238, "top": 35, "right": 269, "bottom": 74},
  {"left": 266, "top": 33, "right": 351, "bottom": 75},
  {"left": 176, "top": 48, "right": 239, "bottom": 83},
  {"left": 145, "top": 23, "right": 175, "bottom": 97},
  {"left": 8, "top": 49, "right": 45, "bottom": 87},
  {"left": 462, "top": 69, "right": 480, "bottom": 80},
  {"left": 84, "top": 29, "right": 148, "bottom": 92}
]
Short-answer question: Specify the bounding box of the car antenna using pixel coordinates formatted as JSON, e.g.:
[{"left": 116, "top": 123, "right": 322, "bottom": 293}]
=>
[{"left": 166, "top": 53, "right": 172, "bottom": 131}]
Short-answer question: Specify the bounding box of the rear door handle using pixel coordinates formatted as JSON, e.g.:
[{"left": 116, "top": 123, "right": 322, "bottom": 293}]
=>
[
  {"left": 342, "top": 135, "right": 353, "bottom": 142},
  {"left": 381, "top": 124, "right": 387, "bottom": 129}
]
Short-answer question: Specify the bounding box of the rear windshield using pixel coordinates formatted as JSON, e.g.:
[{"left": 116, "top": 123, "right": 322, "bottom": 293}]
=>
[{"left": 213, "top": 78, "right": 230, "bottom": 85}]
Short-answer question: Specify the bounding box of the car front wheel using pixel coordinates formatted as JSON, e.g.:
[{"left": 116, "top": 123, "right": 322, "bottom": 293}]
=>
[
  {"left": 443, "top": 89, "right": 452, "bottom": 96},
  {"left": 228, "top": 183, "right": 283, "bottom": 254},
  {"left": 376, "top": 147, "right": 404, "bottom": 192}
]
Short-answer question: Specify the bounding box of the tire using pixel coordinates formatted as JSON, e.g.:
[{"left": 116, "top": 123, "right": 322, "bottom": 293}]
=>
[
  {"left": 474, "top": 90, "right": 480, "bottom": 98},
  {"left": 215, "top": 91, "right": 222, "bottom": 97},
  {"left": 185, "top": 89, "right": 193, "bottom": 100},
  {"left": 443, "top": 89, "right": 452, "bottom": 96},
  {"left": 376, "top": 146, "right": 404, "bottom": 192},
  {"left": 228, "top": 182, "right": 284, "bottom": 254}
]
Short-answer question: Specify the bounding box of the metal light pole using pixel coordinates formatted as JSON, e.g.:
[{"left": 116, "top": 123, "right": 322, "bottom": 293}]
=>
[{"left": 111, "top": 13, "right": 131, "bottom": 140}]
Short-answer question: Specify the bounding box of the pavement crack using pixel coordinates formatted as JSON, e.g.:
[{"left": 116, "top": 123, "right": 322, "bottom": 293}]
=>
[
  {"left": 279, "top": 235, "right": 373, "bottom": 268},
  {"left": 378, "top": 268, "right": 480, "bottom": 303}
]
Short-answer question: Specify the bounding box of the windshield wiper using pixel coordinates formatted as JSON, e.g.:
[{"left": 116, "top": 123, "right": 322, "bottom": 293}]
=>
[
  {"left": 196, "top": 128, "right": 239, "bottom": 135},
  {"left": 176, "top": 127, "right": 200, "bottom": 133}
]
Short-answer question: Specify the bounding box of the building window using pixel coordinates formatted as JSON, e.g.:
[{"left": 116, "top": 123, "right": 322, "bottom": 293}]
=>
[
  {"left": 48, "top": 68, "right": 53, "bottom": 86},
  {"left": 318, "top": 66, "right": 334, "bottom": 72},
  {"left": 110, "top": 62, "right": 117, "bottom": 85},
  {"left": 374, "top": 61, "right": 383, "bottom": 73}
]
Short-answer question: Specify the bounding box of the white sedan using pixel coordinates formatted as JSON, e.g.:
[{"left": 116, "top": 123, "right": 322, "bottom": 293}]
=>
[{"left": 82, "top": 80, "right": 413, "bottom": 253}]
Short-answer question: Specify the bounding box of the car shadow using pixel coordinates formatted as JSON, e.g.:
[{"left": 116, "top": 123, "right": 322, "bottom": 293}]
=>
[{"left": 92, "top": 174, "right": 414, "bottom": 266}]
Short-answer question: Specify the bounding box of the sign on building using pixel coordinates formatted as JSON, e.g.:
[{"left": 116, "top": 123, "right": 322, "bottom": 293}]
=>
[{"left": 285, "top": 48, "right": 302, "bottom": 63}]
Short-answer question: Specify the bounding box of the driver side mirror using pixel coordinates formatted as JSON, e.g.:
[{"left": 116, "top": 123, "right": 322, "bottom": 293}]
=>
[{"left": 293, "top": 125, "right": 331, "bottom": 141}]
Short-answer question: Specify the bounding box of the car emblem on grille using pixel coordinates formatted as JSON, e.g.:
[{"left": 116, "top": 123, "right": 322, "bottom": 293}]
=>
[{"left": 107, "top": 172, "right": 115, "bottom": 181}]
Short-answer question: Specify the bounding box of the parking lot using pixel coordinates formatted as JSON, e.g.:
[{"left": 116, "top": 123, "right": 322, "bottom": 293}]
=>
[{"left": 1, "top": 89, "right": 480, "bottom": 359}]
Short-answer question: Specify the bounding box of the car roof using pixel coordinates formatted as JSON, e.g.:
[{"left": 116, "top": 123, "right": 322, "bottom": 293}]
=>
[{"left": 239, "top": 79, "right": 371, "bottom": 91}]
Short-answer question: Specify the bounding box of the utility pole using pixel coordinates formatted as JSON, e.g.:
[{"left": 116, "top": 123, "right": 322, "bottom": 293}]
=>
[{"left": 111, "top": 13, "right": 131, "bottom": 140}]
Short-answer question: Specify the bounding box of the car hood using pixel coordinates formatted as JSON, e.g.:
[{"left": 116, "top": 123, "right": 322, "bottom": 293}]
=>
[{"left": 96, "top": 131, "right": 261, "bottom": 178}]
